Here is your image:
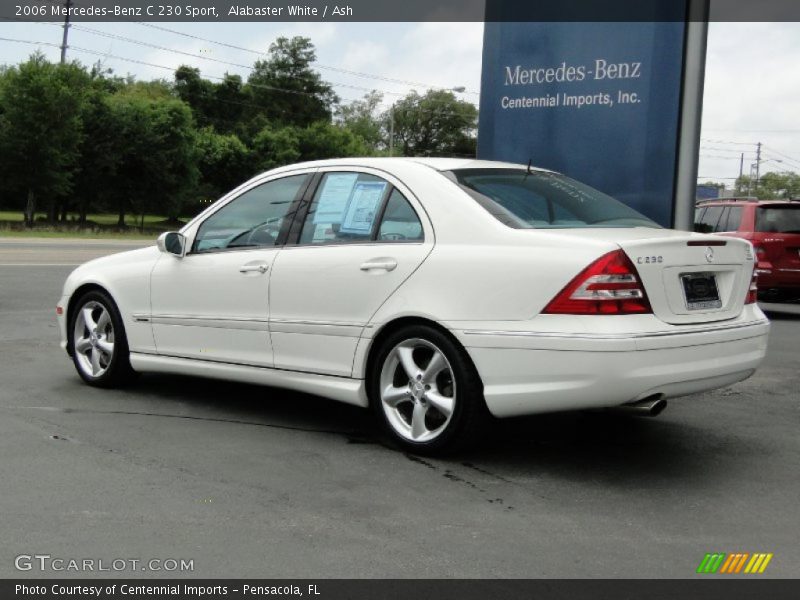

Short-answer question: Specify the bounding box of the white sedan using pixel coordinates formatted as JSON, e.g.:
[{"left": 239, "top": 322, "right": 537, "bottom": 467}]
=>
[{"left": 57, "top": 158, "right": 770, "bottom": 453}]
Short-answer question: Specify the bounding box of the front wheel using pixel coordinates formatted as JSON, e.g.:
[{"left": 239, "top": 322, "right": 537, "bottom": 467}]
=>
[
  {"left": 70, "top": 290, "right": 136, "bottom": 387},
  {"left": 369, "top": 325, "right": 488, "bottom": 454}
]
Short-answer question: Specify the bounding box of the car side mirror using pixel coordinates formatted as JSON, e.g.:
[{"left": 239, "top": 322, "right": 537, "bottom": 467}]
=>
[{"left": 157, "top": 232, "right": 186, "bottom": 257}]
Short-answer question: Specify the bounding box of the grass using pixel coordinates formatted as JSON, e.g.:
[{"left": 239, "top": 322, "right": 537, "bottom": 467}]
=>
[
  {"left": 0, "top": 211, "right": 184, "bottom": 240},
  {"left": 0, "top": 229, "right": 157, "bottom": 241},
  {"left": 0, "top": 211, "right": 173, "bottom": 226}
]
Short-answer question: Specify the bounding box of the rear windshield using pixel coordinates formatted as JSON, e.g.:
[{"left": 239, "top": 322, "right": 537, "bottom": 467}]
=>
[
  {"left": 755, "top": 205, "right": 800, "bottom": 233},
  {"left": 446, "top": 168, "right": 659, "bottom": 229}
]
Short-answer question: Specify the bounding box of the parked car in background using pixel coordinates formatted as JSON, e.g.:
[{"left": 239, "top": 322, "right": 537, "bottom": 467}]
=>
[
  {"left": 56, "top": 159, "right": 769, "bottom": 454},
  {"left": 695, "top": 198, "right": 800, "bottom": 301}
]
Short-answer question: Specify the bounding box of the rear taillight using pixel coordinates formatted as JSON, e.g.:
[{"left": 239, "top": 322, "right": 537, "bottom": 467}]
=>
[
  {"left": 542, "top": 250, "right": 652, "bottom": 315},
  {"left": 745, "top": 269, "right": 758, "bottom": 304}
]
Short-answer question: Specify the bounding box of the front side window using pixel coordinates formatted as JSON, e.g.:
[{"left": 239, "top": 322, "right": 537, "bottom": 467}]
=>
[
  {"left": 194, "top": 174, "right": 308, "bottom": 253},
  {"left": 299, "top": 172, "right": 391, "bottom": 245},
  {"left": 446, "top": 168, "right": 659, "bottom": 229}
]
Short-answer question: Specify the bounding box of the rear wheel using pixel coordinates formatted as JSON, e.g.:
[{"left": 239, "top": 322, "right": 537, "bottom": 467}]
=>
[
  {"left": 369, "top": 325, "right": 487, "bottom": 454},
  {"left": 70, "top": 290, "right": 136, "bottom": 387}
]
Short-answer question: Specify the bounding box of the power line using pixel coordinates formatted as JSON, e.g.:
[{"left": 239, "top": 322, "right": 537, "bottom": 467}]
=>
[
  {"left": 704, "top": 128, "right": 800, "bottom": 133},
  {"left": 700, "top": 138, "right": 758, "bottom": 146},
  {"left": 0, "top": 37, "right": 477, "bottom": 124},
  {"left": 761, "top": 145, "right": 800, "bottom": 169},
  {"left": 69, "top": 24, "right": 421, "bottom": 98},
  {"left": 135, "top": 22, "right": 481, "bottom": 96},
  {"left": 700, "top": 154, "right": 752, "bottom": 160},
  {"left": 7, "top": 21, "right": 480, "bottom": 112},
  {"left": 700, "top": 146, "right": 755, "bottom": 154}
]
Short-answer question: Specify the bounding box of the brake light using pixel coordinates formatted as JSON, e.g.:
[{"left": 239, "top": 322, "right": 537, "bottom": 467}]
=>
[
  {"left": 745, "top": 269, "right": 758, "bottom": 304},
  {"left": 542, "top": 250, "right": 652, "bottom": 315}
]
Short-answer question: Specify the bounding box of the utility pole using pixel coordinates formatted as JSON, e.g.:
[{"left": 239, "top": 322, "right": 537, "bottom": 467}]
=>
[
  {"left": 60, "top": 0, "right": 74, "bottom": 64},
  {"left": 388, "top": 104, "right": 394, "bottom": 157},
  {"left": 754, "top": 142, "right": 762, "bottom": 196},
  {"left": 739, "top": 153, "right": 744, "bottom": 180}
]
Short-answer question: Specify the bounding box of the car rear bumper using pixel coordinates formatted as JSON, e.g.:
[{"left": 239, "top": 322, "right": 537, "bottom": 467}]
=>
[{"left": 454, "top": 318, "right": 770, "bottom": 418}]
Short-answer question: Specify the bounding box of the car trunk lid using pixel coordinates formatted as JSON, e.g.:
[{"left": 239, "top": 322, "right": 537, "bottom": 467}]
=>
[{"left": 563, "top": 228, "right": 755, "bottom": 324}]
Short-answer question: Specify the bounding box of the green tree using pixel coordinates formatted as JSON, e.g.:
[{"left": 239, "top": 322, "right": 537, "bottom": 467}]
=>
[
  {"left": 735, "top": 172, "right": 800, "bottom": 199},
  {"left": 105, "top": 90, "right": 199, "bottom": 226},
  {"left": 758, "top": 171, "right": 800, "bottom": 199},
  {"left": 251, "top": 126, "right": 301, "bottom": 172},
  {"left": 0, "top": 54, "right": 88, "bottom": 226},
  {"left": 386, "top": 89, "right": 478, "bottom": 157},
  {"left": 336, "top": 91, "right": 384, "bottom": 151},
  {"left": 195, "top": 127, "right": 252, "bottom": 200},
  {"left": 246, "top": 37, "right": 337, "bottom": 127},
  {"left": 71, "top": 71, "right": 128, "bottom": 224},
  {"left": 296, "top": 121, "right": 369, "bottom": 160}
]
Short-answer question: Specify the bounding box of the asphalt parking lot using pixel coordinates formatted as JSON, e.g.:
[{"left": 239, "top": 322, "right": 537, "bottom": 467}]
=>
[{"left": 1, "top": 238, "right": 798, "bottom": 578}]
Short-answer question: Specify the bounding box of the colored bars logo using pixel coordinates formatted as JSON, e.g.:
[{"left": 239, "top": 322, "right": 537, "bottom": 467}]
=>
[{"left": 697, "top": 553, "right": 773, "bottom": 574}]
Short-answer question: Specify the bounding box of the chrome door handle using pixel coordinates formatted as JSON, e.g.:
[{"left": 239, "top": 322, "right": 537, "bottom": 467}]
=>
[
  {"left": 239, "top": 264, "right": 269, "bottom": 274},
  {"left": 360, "top": 258, "right": 398, "bottom": 272}
]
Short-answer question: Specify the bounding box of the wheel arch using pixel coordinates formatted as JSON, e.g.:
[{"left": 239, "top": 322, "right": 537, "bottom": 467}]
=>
[
  {"left": 65, "top": 283, "right": 115, "bottom": 356},
  {"left": 361, "top": 316, "right": 484, "bottom": 393}
]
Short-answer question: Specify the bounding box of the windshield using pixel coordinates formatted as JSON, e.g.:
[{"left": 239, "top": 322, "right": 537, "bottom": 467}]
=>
[
  {"left": 446, "top": 168, "right": 660, "bottom": 229},
  {"left": 756, "top": 205, "right": 800, "bottom": 234}
]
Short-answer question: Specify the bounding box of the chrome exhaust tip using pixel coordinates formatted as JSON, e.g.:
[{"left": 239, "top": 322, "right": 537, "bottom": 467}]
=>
[{"left": 610, "top": 395, "right": 667, "bottom": 417}]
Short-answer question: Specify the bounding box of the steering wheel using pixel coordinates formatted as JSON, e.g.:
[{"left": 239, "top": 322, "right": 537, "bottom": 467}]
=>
[{"left": 244, "top": 224, "right": 279, "bottom": 246}]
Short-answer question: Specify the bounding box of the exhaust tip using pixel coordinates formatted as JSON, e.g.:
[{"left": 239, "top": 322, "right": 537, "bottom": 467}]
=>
[
  {"left": 610, "top": 395, "right": 667, "bottom": 417},
  {"left": 648, "top": 398, "right": 668, "bottom": 417}
]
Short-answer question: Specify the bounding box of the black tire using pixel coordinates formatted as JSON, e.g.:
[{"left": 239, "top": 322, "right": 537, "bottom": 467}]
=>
[
  {"left": 368, "top": 324, "right": 489, "bottom": 455},
  {"left": 69, "top": 289, "right": 137, "bottom": 388}
]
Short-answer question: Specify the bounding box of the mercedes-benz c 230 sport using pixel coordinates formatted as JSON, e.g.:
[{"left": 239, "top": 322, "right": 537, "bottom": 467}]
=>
[{"left": 57, "top": 158, "right": 770, "bottom": 453}]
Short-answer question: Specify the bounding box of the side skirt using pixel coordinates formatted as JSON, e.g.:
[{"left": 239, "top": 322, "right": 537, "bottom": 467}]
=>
[{"left": 129, "top": 353, "right": 369, "bottom": 408}]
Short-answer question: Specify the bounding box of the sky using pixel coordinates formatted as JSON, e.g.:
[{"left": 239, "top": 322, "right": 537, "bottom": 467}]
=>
[{"left": 1, "top": 19, "right": 799, "bottom": 187}]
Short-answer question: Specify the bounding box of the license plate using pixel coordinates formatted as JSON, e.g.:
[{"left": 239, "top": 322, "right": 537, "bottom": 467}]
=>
[{"left": 681, "top": 273, "right": 722, "bottom": 310}]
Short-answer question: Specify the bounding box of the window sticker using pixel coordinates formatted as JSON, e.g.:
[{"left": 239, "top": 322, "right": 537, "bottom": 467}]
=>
[
  {"left": 312, "top": 173, "right": 359, "bottom": 224},
  {"left": 340, "top": 181, "right": 387, "bottom": 234},
  {"left": 311, "top": 222, "right": 336, "bottom": 243}
]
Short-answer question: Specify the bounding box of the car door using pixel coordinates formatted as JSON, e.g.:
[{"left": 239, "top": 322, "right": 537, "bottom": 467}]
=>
[
  {"left": 268, "top": 168, "right": 434, "bottom": 377},
  {"left": 149, "top": 172, "right": 313, "bottom": 367}
]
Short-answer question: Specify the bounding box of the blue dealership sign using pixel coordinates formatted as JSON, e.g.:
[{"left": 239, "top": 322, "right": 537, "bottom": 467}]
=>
[{"left": 478, "top": 3, "right": 702, "bottom": 227}]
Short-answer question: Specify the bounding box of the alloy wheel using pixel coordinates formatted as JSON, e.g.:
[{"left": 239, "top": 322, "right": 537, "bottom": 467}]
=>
[
  {"left": 73, "top": 301, "right": 116, "bottom": 379},
  {"left": 379, "top": 338, "right": 456, "bottom": 443}
]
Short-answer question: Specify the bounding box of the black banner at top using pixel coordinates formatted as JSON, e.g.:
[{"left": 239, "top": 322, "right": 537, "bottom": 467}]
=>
[{"left": 2, "top": 0, "right": 800, "bottom": 22}]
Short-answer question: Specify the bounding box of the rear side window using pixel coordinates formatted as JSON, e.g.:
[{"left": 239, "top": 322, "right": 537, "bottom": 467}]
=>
[
  {"left": 721, "top": 206, "right": 743, "bottom": 232},
  {"left": 299, "top": 172, "right": 390, "bottom": 245},
  {"left": 695, "top": 205, "right": 723, "bottom": 233},
  {"left": 297, "top": 172, "right": 423, "bottom": 245},
  {"left": 447, "top": 168, "right": 659, "bottom": 229},
  {"left": 756, "top": 206, "right": 800, "bottom": 233},
  {"left": 378, "top": 190, "right": 423, "bottom": 242},
  {"left": 694, "top": 207, "right": 706, "bottom": 232}
]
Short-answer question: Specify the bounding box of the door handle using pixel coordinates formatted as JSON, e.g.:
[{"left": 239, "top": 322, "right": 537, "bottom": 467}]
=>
[
  {"left": 360, "top": 258, "right": 398, "bottom": 272},
  {"left": 239, "top": 263, "right": 269, "bottom": 274}
]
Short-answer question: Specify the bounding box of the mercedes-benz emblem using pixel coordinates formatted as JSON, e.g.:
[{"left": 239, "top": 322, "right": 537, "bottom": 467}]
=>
[{"left": 705, "top": 247, "right": 715, "bottom": 263}]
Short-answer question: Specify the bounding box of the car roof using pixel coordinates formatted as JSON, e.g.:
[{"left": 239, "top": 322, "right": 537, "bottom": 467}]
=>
[{"left": 266, "top": 156, "right": 555, "bottom": 176}]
